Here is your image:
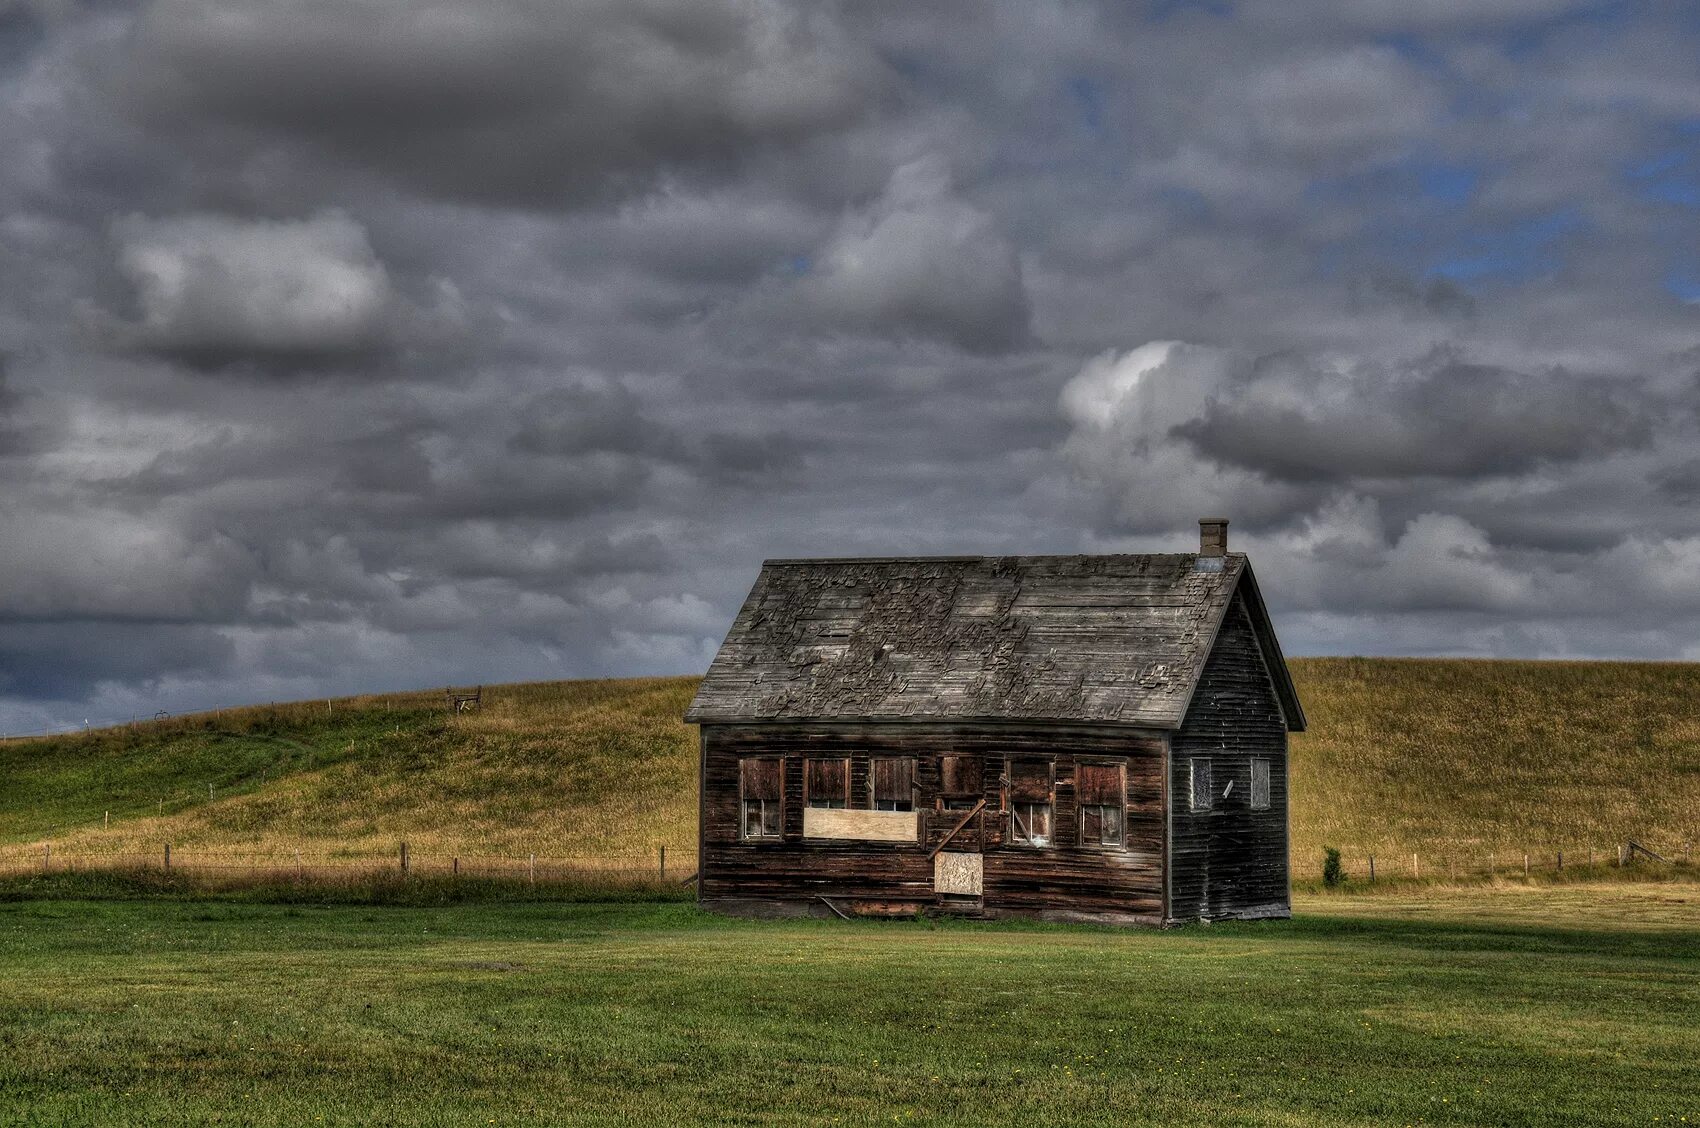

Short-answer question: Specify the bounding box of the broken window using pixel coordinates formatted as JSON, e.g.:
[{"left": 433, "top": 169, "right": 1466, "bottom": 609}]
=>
[
  {"left": 805, "top": 757, "right": 850, "bottom": 809},
  {"left": 872, "top": 757, "right": 915, "bottom": 811},
  {"left": 1077, "top": 761, "right": 1126, "bottom": 847},
  {"left": 1189, "top": 758, "right": 1212, "bottom": 813},
  {"left": 740, "top": 757, "right": 782, "bottom": 839},
  {"left": 1250, "top": 757, "right": 1271, "bottom": 811},
  {"left": 1007, "top": 758, "right": 1054, "bottom": 847},
  {"left": 939, "top": 753, "right": 983, "bottom": 810}
]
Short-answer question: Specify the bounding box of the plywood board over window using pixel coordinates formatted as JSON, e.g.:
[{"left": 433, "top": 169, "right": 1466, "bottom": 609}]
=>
[
  {"left": 1250, "top": 758, "right": 1271, "bottom": 811},
  {"left": 1077, "top": 761, "right": 1126, "bottom": 847},
  {"left": 1189, "top": 758, "right": 1213, "bottom": 813},
  {"left": 805, "top": 758, "right": 850, "bottom": 809},
  {"left": 1007, "top": 758, "right": 1054, "bottom": 847},
  {"left": 934, "top": 852, "right": 983, "bottom": 895}
]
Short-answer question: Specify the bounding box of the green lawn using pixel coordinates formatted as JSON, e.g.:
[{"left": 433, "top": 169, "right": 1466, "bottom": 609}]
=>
[{"left": 2, "top": 885, "right": 1697, "bottom": 1126}]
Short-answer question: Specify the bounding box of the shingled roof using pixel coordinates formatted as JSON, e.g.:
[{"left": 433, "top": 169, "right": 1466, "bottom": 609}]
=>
[{"left": 685, "top": 553, "right": 1304, "bottom": 731}]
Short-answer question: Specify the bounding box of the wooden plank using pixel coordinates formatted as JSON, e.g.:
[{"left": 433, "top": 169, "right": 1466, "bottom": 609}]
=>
[
  {"left": 803, "top": 807, "right": 918, "bottom": 842},
  {"left": 928, "top": 799, "right": 987, "bottom": 858},
  {"left": 699, "top": 722, "right": 1166, "bottom": 919}
]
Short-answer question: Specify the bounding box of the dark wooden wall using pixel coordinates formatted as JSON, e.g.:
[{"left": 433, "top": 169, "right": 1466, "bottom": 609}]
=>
[
  {"left": 699, "top": 722, "right": 1166, "bottom": 921},
  {"left": 1168, "top": 591, "right": 1291, "bottom": 922}
]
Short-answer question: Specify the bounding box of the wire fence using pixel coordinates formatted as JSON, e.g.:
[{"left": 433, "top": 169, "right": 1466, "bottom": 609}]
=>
[
  {"left": 5, "top": 839, "right": 1693, "bottom": 889},
  {"left": 0, "top": 690, "right": 456, "bottom": 743},
  {"left": 0, "top": 845, "right": 699, "bottom": 888},
  {"left": 1289, "top": 840, "right": 1696, "bottom": 882}
]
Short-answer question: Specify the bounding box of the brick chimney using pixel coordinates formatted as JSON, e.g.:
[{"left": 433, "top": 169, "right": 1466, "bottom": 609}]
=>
[{"left": 1198, "top": 517, "right": 1229, "bottom": 557}]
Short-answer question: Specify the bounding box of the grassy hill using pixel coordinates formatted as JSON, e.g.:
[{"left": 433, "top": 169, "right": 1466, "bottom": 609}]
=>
[{"left": 3, "top": 660, "right": 1698, "bottom": 870}]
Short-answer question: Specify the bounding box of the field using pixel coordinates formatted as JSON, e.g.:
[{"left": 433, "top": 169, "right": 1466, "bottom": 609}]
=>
[
  {"left": 1, "top": 883, "right": 1697, "bottom": 1127},
  {"left": 0, "top": 678, "right": 699, "bottom": 868},
  {"left": 3, "top": 659, "right": 1699, "bottom": 877},
  {"left": 3, "top": 660, "right": 1698, "bottom": 1125}
]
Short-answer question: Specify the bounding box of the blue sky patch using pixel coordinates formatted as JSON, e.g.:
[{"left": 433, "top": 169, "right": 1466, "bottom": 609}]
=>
[
  {"left": 1427, "top": 208, "right": 1589, "bottom": 285},
  {"left": 1664, "top": 267, "right": 1700, "bottom": 302}
]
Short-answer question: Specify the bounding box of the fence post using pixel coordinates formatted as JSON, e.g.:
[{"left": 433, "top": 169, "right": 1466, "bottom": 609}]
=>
[
  {"left": 1412, "top": 852, "right": 1419, "bottom": 879},
  {"left": 1557, "top": 849, "right": 1563, "bottom": 871},
  {"left": 164, "top": 843, "right": 171, "bottom": 870},
  {"left": 400, "top": 841, "right": 409, "bottom": 875},
  {"left": 1523, "top": 852, "right": 1529, "bottom": 876},
  {"left": 452, "top": 856, "right": 459, "bottom": 877},
  {"left": 1368, "top": 855, "right": 1375, "bottom": 883},
  {"left": 528, "top": 854, "right": 536, "bottom": 887},
  {"left": 104, "top": 810, "right": 109, "bottom": 830},
  {"left": 42, "top": 842, "right": 50, "bottom": 874},
  {"left": 660, "top": 845, "right": 666, "bottom": 880}
]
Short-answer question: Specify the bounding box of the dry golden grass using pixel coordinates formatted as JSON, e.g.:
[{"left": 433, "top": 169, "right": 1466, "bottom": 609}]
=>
[
  {"left": 1287, "top": 658, "right": 1700, "bottom": 871},
  {"left": 4, "top": 659, "right": 1698, "bottom": 876},
  {"left": 1297, "top": 878, "right": 1700, "bottom": 932},
  {"left": 0, "top": 677, "right": 698, "bottom": 864}
]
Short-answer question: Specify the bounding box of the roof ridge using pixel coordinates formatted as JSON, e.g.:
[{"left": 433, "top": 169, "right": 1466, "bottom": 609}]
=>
[{"left": 761, "top": 552, "right": 1248, "bottom": 566}]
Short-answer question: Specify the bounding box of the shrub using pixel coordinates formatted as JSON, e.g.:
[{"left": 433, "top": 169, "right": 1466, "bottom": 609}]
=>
[{"left": 1323, "top": 846, "right": 1344, "bottom": 888}]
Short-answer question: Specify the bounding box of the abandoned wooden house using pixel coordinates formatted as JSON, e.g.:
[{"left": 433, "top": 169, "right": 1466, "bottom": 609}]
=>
[{"left": 683, "top": 518, "right": 1305, "bottom": 926}]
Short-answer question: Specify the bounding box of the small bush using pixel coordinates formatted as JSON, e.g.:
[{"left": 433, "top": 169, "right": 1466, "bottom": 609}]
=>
[{"left": 1323, "top": 846, "right": 1344, "bottom": 887}]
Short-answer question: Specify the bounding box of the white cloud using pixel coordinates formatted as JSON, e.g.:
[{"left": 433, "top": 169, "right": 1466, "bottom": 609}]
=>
[
  {"left": 113, "top": 210, "right": 393, "bottom": 355},
  {"left": 1246, "top": 47, "right": 1440, "bottom": 161},
  {"left": 1057, "top": 341, "right": 1302, "bottom": 526},
  {"left": 804, "top": 154, "right": 1031, "bottom": 351}
]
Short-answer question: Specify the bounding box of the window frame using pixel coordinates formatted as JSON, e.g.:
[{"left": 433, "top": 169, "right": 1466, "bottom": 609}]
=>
[
  {"left": 1188, "top": 757, "right": 1213, "bottom": 813},
  {"left": 1076, "top": 760, "right": 1127, "bottom": 849},
  {"left": 804, "top": 756, "right": 851, "bottom": 810},
  {"left": 1005, "top": 756, "right": 1055, "bottom": 848},
  {"left": 871, "top": 756, "right": 916, "bottom": 812},
  {"left": 938, "top": 752, "right": 984, "bottom": 811},
  {"left": 1250, "top": 757, "right": 1271, "bottom": 811},
  {"left": 739, "top": 756, "right": 783, "bottom": 841}
]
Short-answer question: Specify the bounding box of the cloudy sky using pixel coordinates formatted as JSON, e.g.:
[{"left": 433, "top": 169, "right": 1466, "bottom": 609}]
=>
[{"left": 4, "top": 0, "right": 1700, "bottom": 732}]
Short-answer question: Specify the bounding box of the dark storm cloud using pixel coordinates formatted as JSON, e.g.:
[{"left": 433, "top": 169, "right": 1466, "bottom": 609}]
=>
[
  {"left": 0, "top": 622, "right": 234, "bottom": 700},
  {"left": 119, "top": 0, "right": 895, "bottom": 209},
  {"left": 10, "top": 0, "right": 1700, "bottom": 729},
  {"left": 1173, "top": 349, "right": 1657, "bottom": 483}
]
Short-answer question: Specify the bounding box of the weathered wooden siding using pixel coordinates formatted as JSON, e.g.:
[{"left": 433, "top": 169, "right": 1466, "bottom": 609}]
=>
[
  {"left": 700, "top": 722, "right": 1165, "bottom": 921},
  {"left": 1168, "top": 589, "right": 1290, "bottom": 922}
]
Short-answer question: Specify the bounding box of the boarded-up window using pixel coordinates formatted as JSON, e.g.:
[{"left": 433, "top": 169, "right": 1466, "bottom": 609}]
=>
[
  {"left": 1077, "top": 762, "right": 1125, "bottom": 847},
  {"left": 1007, "top": 758, "right": 1053, "bottom": 847},
  {"left": 872, "top": 757, "right": 915, "bottom": 812},
  {"left": 1250, "top": 758, "right": 1271, "bottom": 811},
  {"left": 940, "top": 754, "right": 982, "bottom": 810},
  {"left": 805, "top": 758, "right": 850, "bottom": 809},
  {"left": 740, "top": 758, "right": 782, "bottom": 839},
  {"left": 1189, "top": 758, "right": 1212, "bottom": 813}
]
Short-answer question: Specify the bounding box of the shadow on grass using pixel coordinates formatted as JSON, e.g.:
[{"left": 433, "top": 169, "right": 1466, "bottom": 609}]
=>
[
  {"left": 6, "top": 870, "right": 1697, "bottom": 965},
  {"left": 1206, "top": 910, "right": 1700, "bottom": 962}
]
